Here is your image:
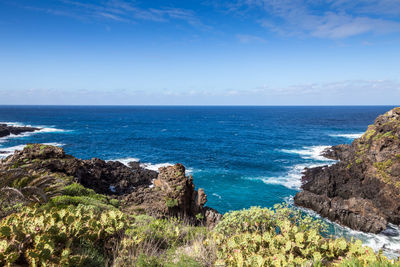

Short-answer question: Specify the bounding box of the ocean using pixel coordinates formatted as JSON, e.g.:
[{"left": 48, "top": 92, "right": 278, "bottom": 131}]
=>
[{"left": 0, "top": 105, "right": 399, "bottom": 254}]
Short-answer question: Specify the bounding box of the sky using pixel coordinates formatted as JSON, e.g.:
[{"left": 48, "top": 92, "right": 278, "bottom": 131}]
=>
[{"left": 0, "top": 0, "right": 400, "bottom": 105}]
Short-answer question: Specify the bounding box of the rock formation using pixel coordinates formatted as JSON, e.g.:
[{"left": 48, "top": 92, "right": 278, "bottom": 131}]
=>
[
  {"left": 124, "top": 163, "right": 222, "bottom": 226},
  {"left": 0, "top": 143, "right": 220, "bottom": 226},
  {"left": 295, "top": 107, "right": 400, "bottom": 233},
  {"left": 0, "top": 124, "right": 39, "bottom": 138}
]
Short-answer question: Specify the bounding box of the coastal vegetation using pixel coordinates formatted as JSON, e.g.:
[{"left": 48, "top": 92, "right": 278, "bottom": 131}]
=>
[
  {"left": 0, "top": 196, "right": 399, "bottom": 266},
  {"left": 0, "top": 150, "right": 398, "bottom": 267},
  {"left": 2, "top": 106, "right": 400, "bottom": 267}
]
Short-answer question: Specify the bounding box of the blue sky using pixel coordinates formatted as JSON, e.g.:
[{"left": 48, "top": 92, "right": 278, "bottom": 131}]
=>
[{"left": 0, "top": 0, "right": 400, "bottom": 105}]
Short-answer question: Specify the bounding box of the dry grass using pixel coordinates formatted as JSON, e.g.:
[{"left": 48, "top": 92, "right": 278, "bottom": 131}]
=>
[{"left": 106, "top": 215, "right": 216, "bottom": 267}]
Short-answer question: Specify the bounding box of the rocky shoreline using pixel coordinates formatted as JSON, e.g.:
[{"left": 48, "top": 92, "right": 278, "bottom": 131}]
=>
[
  {"left": 0, "top": 143, "right": 221, "bottom": 226},
  {"left": 0, "top": 123, "right": 40, "bottom": 138},
  {"left": 295, "top": 107, "right": 400, "bottom": 234},
  {"left": 1, "top": 121, "right": 400, "bottom": 265}
]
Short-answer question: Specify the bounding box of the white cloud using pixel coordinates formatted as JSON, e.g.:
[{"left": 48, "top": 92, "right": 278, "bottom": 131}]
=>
[
  {"left": 2, "top": 80, "right": 399, "bottom": 105},
  {"left": 19, "top": 0, "right": 205, "bottom": 28},
  {"left": 232, "top": 0, "right": 400, "bottom": 38},
  {"left": 236, "top": 34, "right": 267, "bottom": 43}
]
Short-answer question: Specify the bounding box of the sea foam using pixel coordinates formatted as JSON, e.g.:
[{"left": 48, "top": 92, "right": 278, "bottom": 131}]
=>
[
  {"left": 140, "top": 163, "right": 194, "bottom": 174},
  {"left": 296, "top": 204, "right": 400, "bottom": 258},
  {"left": 0, "top": 143, "right": 65, "bottom": 159},
  {"left": 280, "top": 145, "right": 334, "bottom": 162},
  {"left": 110, "top": 158, "right": 193, "bottom": 174},
  {"left": 0, "top": 122, "right": 70, "bottom": 143},
  {"left": 251, "top": 163, "right": 322, "bottom": 190},
  {"left": 329, "top": 133, "right": 364, "bottom": 139},
  {"left": 140, "top": 162, "right": 174, "bottom": 172},
  {"left": 107, "top": 158, "right": 140, "bottom": 166}
]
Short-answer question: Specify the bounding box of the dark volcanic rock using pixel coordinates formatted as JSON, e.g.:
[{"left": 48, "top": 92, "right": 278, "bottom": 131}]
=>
[
  {"left": 0, "top": 144, "right": 220, "bottom": 226},
  {"left": 0, "top": 144, "right": 157, "bottom": 195},
  {"left": 321, "top": 144, "right": 353, "bottom": 161},
  {"left": 295, "top": 107, "right": 400, "bottom": 233},
  {"left": 0, "top": 124, "right": 40, "bottom": 138},
  {"left": 123, "top": 163, "right": 222, "bottom": 226}
]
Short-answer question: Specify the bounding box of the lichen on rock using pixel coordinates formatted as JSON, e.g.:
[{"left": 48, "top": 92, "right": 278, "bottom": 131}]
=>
[{"left": 295, "top": 107, "right": 400, "bottom": 233}]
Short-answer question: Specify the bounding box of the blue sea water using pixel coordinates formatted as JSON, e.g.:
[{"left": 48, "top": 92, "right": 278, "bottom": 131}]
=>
[{"left": 1, "top": 105, "right": 399, "bottom": 252}]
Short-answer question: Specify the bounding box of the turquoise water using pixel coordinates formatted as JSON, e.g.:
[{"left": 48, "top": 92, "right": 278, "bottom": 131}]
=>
[{"left": 1, "top": 105, "right": 399, "bottom": 253}]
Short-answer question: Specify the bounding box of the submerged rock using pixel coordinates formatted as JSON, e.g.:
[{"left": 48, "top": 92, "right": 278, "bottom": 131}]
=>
[{"left": 295, "top": 107, "right": 400, "bottom": 233}]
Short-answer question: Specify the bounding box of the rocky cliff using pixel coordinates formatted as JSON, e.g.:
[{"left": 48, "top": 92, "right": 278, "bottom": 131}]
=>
[
  {"left": 0, "top": 144, "right": 220, "bottom": 226},
  {"left": 295, "top": 107, "right": 400, "bottom": 233}
]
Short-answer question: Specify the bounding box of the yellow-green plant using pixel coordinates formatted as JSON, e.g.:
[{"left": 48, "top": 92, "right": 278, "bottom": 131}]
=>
[
  {"left": 210, "top": 205, "right": 399, "bottom": 266},
  {"left": 0, "top": 204, "right": 127, "bottom": 266}
]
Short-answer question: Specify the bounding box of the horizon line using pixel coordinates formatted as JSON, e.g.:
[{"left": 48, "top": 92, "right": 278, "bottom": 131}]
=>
[{"left": 0, "top": 104, "right": 398, "bottom": 107}]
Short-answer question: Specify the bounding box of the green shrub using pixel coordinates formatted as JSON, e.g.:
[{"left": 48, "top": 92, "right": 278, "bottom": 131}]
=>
[
  {"left": 135, "top": 254, "right": 201, "bottom": 267},
  {"left": 166, "top": 255, "right": 202, "bottom": 267},
  {"left": 62, "top": 183, "right": 97, "bottom": 196},
  {"left": 42, "top": 183, "right": 119, "bottom": 210},
  {"left": 136, "top": 254, "right": 163, "bottom": 267},
  {"left": 165, "top": 198, "right": 179, "bottom": 208},
  {"left": 196, "top": 213, "right": 204, "bottom": 221}
]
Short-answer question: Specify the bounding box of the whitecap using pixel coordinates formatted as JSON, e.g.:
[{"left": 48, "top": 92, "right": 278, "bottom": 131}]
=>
[
  {"left": 42, "top": 142, "right": 65, "bottom": 147},
  {"left": 0, "top": 122, "right": 70, "bottom": 144},
  {"left": 212, "top": 193, "right": 222, "bottom": 199},
  {"left": 329, "top": 133, "right": 364, "bottom": 139},
  {"left": 141, "top": 162, "right": 194, "bottom": 174},
  {"left": 250, "top": 163, "right": 323, "bottom": 190},
  {"left": 108, "top": 158, "right": 140, "bottom": 166},
  {"left": 140, "top": 162, "right": 174, "bottom": 172},
  {"left": 1, "top": 122, "right": 68, "bottom": 133},
  {"left": 0, "top": 122, "right": 25, "bottom": 127},
  {"left": 109, "top": 158, "right": 194, "bottom": 174},
  {"left": 280, "top": 145, "right": 334, "bottom": 162},
  {"left": 37, "top": 127, "right": 69, "bottom": 133},
  {"left": 0, "top": 142, "right": 65, "bottom": 159},
  {"left": 0, "top": 145, "right": 27, "bottom": 158}
]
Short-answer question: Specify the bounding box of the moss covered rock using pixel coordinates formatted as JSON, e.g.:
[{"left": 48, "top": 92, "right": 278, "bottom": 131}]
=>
[{"left": 295, "top": 107, "right": 400, "bottom": 233}]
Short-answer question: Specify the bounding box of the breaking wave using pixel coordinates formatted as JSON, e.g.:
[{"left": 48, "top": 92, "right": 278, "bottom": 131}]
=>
[
  {"left": 329, "top": 133, "right": 364, "bottom": 139},
  {"left": 0, "top": 143, "right": 65, "bottom": 159},
  {"left": 280, "top": 145, "right": 334, "bottom": 162}
]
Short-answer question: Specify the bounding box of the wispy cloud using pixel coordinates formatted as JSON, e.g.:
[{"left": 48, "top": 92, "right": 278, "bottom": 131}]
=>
[
  {"left": 227, "top": 0, "right": 400, "bottom": 38},
  {"left": 236, "top": 34, "right": 267, "bottom": 43},
  {"left": 16, "top": 0, "right": 206, "bottom": 28},
  {"left": 3, "top": 80, "right": 399, "bottom": 105}
]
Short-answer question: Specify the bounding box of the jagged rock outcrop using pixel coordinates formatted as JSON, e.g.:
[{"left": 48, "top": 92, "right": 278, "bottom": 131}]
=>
[
  {"left": 295, "top": 107, "right": 400, "bottom": 233},
  {"left": 0, "top": 144, "right": 220, "bottom": 226},
  {"left": 0, "top": 144, "right": 157, "bottom": 195},
  {"left": 123, "top": 163, "right": 222, "bottom": 225},
  {"left": 0, "top": 124, "right": 39, "bottom": 138}
]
